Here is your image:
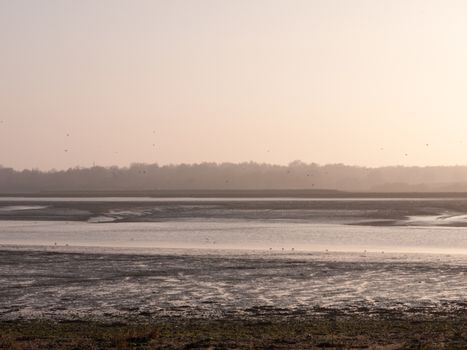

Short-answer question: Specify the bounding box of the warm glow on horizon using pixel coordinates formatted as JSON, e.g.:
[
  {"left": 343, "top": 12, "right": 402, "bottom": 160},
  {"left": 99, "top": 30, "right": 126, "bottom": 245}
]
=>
[{"left": 1, "top": 0, "right": 467, "bottom": 170}]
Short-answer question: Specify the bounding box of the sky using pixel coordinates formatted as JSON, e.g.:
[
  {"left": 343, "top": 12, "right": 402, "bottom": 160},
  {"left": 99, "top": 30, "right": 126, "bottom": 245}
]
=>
[{"left": 1, "top": 0, "right": 467, "bottom": 170}]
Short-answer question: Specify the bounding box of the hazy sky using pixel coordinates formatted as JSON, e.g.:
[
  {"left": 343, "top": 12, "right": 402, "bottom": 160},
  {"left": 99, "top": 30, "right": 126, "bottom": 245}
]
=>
[{"left": 1, "top": 0, "right": 467, "bottom": 170}]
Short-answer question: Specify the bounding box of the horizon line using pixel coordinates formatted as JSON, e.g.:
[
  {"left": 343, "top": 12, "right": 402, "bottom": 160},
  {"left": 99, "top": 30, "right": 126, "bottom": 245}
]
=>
[{"left": 5, "top": 161, "right": 467, "bottom": 172}]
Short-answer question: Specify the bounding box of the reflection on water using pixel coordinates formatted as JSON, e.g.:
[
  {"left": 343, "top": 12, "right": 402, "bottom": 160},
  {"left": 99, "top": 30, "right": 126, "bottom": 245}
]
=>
[
  {"left": 0, "top": 219, "right": 466, "bottom": 256},
  {"left": 0, "top": 205, "right": 49, "bottom": 212}
]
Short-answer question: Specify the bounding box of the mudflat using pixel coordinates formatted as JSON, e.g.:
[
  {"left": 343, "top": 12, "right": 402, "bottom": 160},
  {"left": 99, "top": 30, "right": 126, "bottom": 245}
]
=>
[
  {"left": 0, "top": 248, "right": 466, "bottom": 349},
  {"left": 3, "top": 196, "right": 467, "bottom": 226}
]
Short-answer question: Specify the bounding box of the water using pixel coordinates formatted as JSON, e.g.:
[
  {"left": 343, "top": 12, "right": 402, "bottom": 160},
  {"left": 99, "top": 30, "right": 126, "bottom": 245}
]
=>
[
  {"left": 0, "top": 220, "right": 466, "bottom": 255},
  {"left": 0, "top": 197, "right": 466, "bottom": 320}
]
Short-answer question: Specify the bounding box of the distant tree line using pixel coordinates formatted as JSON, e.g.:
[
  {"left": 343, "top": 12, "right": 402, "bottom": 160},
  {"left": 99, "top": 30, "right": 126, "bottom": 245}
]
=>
[{"left": 2, "top": 161, "right": 467, "bottom": 193}]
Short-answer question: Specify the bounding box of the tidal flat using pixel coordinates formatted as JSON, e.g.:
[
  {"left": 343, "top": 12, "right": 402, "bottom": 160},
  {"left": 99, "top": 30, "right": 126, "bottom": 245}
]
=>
[
  {"left": 0, "top": 196, "right": 466, "bottom": 349},
  {"left": 0, "top": 248, "right": 466, "bottom": 349}
]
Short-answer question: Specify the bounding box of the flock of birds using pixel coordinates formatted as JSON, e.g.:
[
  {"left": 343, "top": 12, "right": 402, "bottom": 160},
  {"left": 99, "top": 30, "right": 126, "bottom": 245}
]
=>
[
  {"left": 2, "top": 119, "right": 462, "bottom": 191},
  {"left": 0, "top": 118, "right": 446, "bottom": 191},
  {"left": 49, "top": 239, "right": 380, "bottom": 258},
  {"left": 0, "top": 119, "right": 441, "bottom": 166}
]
